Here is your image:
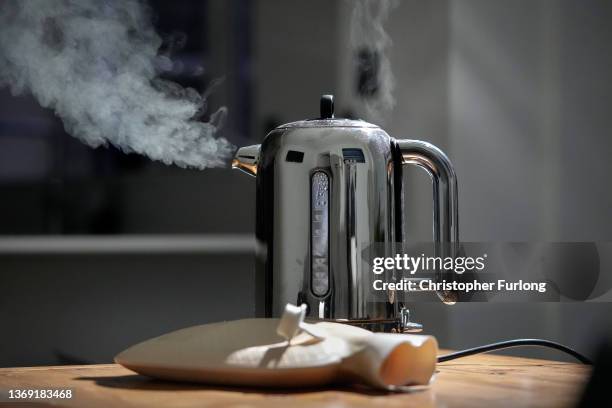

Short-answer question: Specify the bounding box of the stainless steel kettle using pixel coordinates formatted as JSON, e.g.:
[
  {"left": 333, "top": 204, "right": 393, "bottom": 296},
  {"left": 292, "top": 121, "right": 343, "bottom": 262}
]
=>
[{"left": 233, "top": 95, "right": 459, "bottom": 332}]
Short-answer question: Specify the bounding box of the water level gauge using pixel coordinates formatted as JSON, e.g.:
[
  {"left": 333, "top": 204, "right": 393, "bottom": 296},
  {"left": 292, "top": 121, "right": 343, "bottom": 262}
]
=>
[{"left": 311, "top": 171, "right": 330, "bottom": 297}]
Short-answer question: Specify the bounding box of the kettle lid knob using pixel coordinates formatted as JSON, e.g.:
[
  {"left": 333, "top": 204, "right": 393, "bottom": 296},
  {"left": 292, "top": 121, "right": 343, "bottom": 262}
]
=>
[{"left": 320, "top": 94, "right": 334, "bottom": 119}]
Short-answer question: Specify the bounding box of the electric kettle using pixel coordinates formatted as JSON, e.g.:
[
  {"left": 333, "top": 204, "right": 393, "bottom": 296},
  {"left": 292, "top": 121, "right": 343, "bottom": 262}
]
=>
[{"left": 233, "top": 95, "right": 459, "bottom": 332}]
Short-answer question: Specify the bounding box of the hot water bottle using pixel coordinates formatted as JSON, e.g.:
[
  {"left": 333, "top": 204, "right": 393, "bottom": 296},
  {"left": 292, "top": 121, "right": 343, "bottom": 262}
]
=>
[{"left": 115, "top": 304, "right": 438, "bottom": 391}]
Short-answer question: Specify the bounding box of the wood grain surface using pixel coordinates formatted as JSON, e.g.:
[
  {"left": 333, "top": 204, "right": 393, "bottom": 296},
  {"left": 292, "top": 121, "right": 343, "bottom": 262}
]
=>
[{"left": 0, "top": 352, "right": 590, "bottom": 408}]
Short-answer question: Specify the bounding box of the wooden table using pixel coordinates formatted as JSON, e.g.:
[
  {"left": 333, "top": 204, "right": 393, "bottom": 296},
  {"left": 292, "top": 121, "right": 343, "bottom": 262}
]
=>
[{"left": 0, "top": 352, "right": 590, "bottom": 408}]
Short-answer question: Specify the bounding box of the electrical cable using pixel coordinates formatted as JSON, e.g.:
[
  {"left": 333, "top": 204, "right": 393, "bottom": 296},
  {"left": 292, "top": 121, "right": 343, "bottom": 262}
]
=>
[{"left": 437, "top": 339, "right": 592, "bottom": 365}]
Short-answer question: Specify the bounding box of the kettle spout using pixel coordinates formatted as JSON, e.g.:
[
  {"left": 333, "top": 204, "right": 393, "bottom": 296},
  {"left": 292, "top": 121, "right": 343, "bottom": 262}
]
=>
[{"left": 232, "top": 144, "right": 261, "bottom": 177}]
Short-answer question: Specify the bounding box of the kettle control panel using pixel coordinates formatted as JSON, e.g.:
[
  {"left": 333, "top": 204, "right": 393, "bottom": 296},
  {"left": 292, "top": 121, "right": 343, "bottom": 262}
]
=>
[
  {"left": 342, "top": 148, "right": 365, "bottom": 163},
  {"left": 311, "top": 171, "right": 330, "bottom": 297}
]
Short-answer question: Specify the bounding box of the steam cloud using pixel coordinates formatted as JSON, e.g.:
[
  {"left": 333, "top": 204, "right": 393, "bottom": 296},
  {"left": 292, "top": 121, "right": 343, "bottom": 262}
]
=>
[
  {"left": 350, "top": 0, "right": 398, "bottom": 122},
  {"left": 0, "top": 0, "right": 234, "bottom": 169}
]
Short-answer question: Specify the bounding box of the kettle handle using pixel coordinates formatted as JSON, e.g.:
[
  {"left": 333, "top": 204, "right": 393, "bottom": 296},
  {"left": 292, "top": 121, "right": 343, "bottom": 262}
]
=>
[{"left": 395, "top": 139, "right": 459, "bottom": 304}]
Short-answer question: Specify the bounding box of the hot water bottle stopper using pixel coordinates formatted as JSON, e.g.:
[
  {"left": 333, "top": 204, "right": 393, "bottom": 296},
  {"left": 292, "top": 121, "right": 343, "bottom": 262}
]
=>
[{"left": 115, "top": 304, "right": 438, "bottom": 391}]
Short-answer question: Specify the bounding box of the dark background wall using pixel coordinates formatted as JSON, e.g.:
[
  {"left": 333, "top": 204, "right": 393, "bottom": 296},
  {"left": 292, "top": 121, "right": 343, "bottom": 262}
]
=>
[{"left": 1, "top": 0, "right": 611, "bottom": 366}]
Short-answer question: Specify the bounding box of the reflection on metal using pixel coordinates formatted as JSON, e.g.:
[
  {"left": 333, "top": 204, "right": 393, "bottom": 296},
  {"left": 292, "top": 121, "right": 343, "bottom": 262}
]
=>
[
  {"left": 345, "top": 163, "right": 360, "bottom": 316},
  {"left": 232, "top": 95, "right": 460, "bottom": 331}
]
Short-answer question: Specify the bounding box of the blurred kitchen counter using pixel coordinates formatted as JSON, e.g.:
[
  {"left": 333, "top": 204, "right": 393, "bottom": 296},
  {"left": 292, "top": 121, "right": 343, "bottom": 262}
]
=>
[
  {"left": 0, "top": 351, "right": 590, "bottom": 407},
  {"left": 0, "top": 234, "right": 254, "bottom": 254}
]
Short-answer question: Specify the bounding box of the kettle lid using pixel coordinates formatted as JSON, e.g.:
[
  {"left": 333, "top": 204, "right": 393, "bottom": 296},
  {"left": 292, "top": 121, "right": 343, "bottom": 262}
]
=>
[{"left": 277, "top": 95, "right": 378, "bottom": 129}]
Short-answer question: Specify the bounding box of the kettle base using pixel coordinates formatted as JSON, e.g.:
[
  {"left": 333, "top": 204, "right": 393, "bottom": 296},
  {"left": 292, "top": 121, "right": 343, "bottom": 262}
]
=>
[{"left": 305, "top": 317, "right": 423, "bottom": 334}]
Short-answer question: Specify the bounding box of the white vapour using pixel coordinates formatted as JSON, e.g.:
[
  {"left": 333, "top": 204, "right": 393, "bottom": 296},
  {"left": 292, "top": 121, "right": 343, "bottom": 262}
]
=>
[
  {"left": 0, "top": 0, "right": 234, "bottom": 169},
  {"left": 350, "top": 0, "right": 399, "bottom": 122}
]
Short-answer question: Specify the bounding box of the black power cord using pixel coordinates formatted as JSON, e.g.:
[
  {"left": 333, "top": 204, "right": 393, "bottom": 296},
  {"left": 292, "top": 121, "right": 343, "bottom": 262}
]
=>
[{"left": 437, "top": 339, "right": 592, "bottom": 365}]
